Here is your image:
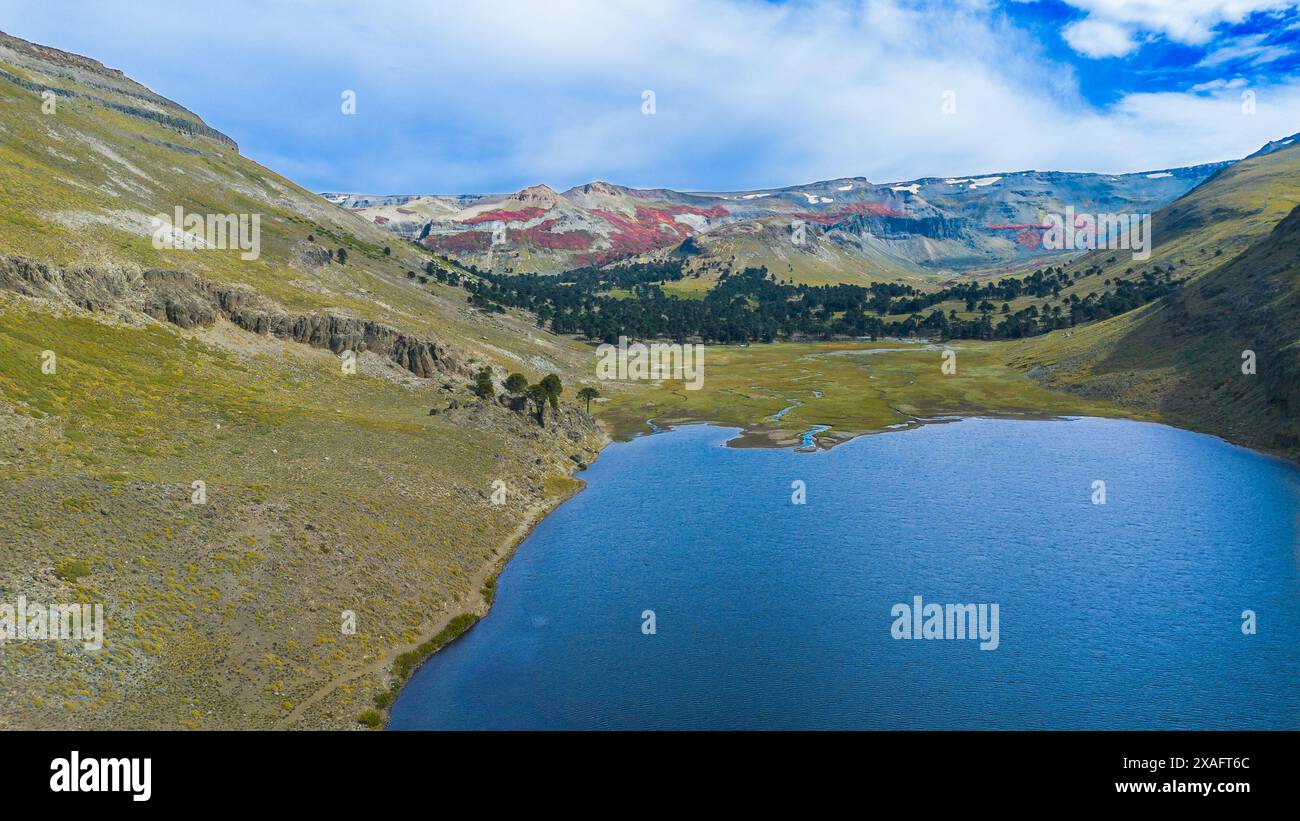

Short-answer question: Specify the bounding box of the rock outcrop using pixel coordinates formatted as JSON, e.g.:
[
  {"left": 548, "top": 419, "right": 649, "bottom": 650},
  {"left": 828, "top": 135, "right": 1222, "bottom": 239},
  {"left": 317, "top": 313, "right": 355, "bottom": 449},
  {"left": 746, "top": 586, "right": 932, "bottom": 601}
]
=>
[{"left": 0, "top": 255, "right": 469, "bottom": 380}]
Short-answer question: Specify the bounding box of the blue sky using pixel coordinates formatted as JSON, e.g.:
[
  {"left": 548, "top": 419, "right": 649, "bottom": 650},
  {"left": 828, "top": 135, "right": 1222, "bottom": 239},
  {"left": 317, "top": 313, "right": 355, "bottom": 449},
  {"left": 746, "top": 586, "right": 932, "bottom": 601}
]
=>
[
  {"left": 1002, "top": 0, "right": 1300, "bottom": 104},
  {"left": 3, "top": 0, "right": 1298, "bottom": 193}
]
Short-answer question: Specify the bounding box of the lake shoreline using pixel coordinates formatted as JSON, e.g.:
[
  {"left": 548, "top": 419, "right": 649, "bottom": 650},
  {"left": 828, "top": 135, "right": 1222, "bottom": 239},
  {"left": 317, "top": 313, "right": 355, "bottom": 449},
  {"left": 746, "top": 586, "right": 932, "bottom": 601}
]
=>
[
  {"left": 377, "top": 410, "right": 1297, "bottom": 729},
  {"left": 386, "top": 415, "right": 1300, "bottom": 730},
  {"left": 629, "top": 404, "right": 1300, "bottom": 465},
  {"left": 639, "top": 409, "right": 1106, "bottom": 452},
  {"left": 304, "top": 438, "right": 610, "bottom": 731}
]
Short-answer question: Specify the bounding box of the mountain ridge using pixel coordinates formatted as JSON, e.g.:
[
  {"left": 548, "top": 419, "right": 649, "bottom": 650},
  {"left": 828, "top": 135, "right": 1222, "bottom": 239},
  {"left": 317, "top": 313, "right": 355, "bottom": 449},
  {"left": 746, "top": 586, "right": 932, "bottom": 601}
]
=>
[
  {"left": 335, "top": 153, "right": 1263, "bottom": 279},
  {"left": 1014, "top": 137, "right": 1300, "bottom": 459},
  {"left": 0, "top": 30, "right": 237, "bottom": 148}
]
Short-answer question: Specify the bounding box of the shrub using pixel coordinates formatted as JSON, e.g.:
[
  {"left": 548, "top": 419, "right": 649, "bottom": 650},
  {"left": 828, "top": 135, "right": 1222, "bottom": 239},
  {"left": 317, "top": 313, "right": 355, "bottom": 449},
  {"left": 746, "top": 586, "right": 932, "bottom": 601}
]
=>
[
  {"left": 473, "top": 368, "right": 495, "bottom": 399},
  {"left": 54, "top": 557, "right": 93, "bottom": 582},
  {"left": 390, "top": 612, "right": 480, "bottom": 683}
]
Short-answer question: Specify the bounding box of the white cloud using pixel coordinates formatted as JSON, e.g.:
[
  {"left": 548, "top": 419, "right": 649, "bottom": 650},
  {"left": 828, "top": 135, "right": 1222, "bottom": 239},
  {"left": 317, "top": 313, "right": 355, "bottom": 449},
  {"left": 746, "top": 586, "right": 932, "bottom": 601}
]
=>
[
  {"left": 1190, "top": 77, "right": 1249, "bottom": 92},
  {"left": 1063, "top": 18, "right": 1141, "bottom": 57},
  {"left": 1058, "top": 0, "right": 1299, "bottom": 57},
  {"left": 1196, "top": 33, "right": 1294, "bottom": 67},
  {"left": 0, "top": 0, "right": 1297, "bottom": 193}
]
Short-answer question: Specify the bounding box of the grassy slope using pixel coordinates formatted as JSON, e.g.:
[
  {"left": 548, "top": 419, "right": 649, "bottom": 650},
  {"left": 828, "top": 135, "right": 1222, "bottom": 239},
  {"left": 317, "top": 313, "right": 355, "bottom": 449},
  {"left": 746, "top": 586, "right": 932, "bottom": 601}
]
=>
[
  {"left": 0, "top": 32, "right": 605, "bottom": 729},
  {"left": 1010, "top": 143, "right": 1300, "bottom": 460}
]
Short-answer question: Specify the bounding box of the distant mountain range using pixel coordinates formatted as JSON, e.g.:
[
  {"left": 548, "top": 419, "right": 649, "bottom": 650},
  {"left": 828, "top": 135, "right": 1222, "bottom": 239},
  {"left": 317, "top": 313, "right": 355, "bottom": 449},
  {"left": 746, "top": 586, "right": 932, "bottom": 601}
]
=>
[{"left": 326, "top": 148, "right": 1300, "bottom": 279}]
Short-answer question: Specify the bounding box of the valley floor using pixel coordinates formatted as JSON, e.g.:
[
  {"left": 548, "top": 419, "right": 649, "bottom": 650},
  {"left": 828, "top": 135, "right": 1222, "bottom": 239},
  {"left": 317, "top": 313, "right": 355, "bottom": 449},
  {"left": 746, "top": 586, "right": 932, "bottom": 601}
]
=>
[{"left": 595, "top": 338, "right": 1151, "bottom": 450}]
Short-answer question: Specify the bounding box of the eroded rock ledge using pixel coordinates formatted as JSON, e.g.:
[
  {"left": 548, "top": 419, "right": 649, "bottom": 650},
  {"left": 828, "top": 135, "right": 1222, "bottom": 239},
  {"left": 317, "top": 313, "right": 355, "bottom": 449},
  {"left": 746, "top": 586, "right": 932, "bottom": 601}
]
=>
[{"left": 0, "top": 255, "right": 469, "bottom": 380}]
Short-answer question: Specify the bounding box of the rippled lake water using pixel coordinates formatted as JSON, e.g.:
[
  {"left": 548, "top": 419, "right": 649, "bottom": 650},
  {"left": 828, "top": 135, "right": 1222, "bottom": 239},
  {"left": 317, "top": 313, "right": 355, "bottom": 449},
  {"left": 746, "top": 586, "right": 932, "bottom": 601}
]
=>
[{"left": 391, "top": 417, "right": 1300, "bottom": 730}]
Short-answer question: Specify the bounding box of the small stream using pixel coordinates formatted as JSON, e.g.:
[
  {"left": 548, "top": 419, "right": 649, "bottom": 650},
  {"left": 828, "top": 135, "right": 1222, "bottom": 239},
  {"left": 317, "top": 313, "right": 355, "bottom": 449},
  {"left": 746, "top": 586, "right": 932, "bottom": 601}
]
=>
[{"left": 772, "top": 399, "right": 829, "bottom": 450}]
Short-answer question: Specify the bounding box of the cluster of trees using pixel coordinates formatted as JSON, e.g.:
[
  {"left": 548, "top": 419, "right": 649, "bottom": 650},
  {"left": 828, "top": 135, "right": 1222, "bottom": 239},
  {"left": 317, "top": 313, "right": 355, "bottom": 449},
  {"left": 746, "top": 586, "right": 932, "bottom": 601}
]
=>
[
  {"left": 473, "top": 368, "right": 561, "bottom": 419},
  {"left": 305, "top": 234, "right": 348, "bottom": 264},
  {"left": 472, "top": 369, "right": 601, "bottom": 419},
  {"left": 406, "top": 260, "right": 469, "bottom": 288},
  {"left": 460, "top": 260, "right": 1183, "bottom": 343},
  {"left": 891, "top": 270, "right": 1182, "bottom": 340},
  {"left": 562, "top": 260, "right": 687, "bottom": 289}
]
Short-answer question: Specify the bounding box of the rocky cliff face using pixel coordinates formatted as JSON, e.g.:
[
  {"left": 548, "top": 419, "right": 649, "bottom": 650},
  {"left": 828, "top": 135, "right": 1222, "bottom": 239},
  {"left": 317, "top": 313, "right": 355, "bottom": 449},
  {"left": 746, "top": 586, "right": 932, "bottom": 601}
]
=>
[
  {"left": 0, "top": 255, "right": 471, "bottom": 380},
  {"left": 834, "top": 213, "right": 970, "bottom": 241}
]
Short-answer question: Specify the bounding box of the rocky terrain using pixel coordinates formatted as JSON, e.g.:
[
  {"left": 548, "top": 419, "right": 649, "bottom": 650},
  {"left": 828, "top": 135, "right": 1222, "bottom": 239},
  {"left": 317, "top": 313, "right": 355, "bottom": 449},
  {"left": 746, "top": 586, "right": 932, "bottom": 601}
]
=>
[{"left": 0, "top": 256, "right": 474, "bottom": 380}]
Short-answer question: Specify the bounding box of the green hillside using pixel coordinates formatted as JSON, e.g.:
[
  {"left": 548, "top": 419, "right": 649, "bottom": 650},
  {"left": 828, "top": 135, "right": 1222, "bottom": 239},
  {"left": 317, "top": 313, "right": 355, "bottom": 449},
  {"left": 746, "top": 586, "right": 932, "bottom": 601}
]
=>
[
  {"left": 0, "top": 31, "right": 611, "bottom": 729},
  {"left": 1011, "top": 143, "right": 1300, "bottom": 460}
]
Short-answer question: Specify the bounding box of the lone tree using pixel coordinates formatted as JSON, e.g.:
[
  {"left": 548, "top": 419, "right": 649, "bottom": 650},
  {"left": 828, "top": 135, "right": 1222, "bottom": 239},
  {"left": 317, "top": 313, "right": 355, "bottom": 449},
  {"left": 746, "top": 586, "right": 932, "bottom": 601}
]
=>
[
  {"left": 504, "top": 373, "right": 529, "bottom": 396},
  {"left": 525, "top": 383, "right": 547, "bottom": 421},
  {"left": 577, "top": 386, "right": 599, "bottom": 414},
  {"left": 473, "top": 367, "right": 494, "bottom": 399},
  {"left": 539, "top": 373, "right": 562, "bottom": 410},
  {"left": 522, "top": 374, "right": 563, "bottom": 424}
]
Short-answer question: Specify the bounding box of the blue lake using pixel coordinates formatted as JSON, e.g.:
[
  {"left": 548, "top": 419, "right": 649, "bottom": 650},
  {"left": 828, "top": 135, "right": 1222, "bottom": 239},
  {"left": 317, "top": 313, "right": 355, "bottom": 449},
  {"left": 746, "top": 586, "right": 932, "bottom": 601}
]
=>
[{"left": 390, "top": 417, "right": 1300, "bottom": 730}]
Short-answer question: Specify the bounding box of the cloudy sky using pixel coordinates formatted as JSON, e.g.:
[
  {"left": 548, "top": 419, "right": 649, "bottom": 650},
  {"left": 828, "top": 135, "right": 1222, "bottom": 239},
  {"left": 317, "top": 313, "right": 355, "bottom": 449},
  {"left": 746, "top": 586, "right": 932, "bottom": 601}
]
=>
[{"left": 4, "top": 0, "right": 1298, "bottom": 193}]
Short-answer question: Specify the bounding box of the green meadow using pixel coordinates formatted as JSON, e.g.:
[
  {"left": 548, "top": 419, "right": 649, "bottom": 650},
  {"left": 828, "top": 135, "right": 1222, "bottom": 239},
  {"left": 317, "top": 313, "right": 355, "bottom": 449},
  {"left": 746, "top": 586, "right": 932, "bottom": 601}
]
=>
[{"left": 596, "top": 339, "right": 1142, "bottom": 444}]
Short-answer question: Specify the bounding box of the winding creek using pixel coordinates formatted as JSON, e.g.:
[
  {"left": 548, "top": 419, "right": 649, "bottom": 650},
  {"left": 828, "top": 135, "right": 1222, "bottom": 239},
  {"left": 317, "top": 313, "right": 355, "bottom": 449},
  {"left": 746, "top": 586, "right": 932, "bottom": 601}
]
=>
[{"left": 770, "top": 399, "right": 830, "bottom": 450}]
